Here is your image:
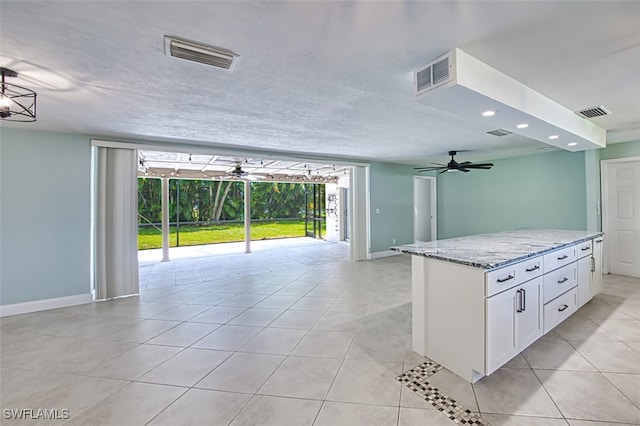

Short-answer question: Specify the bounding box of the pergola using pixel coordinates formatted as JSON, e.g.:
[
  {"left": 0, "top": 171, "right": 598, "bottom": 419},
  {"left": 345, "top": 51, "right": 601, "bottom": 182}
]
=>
[{"left": 137, "top": 150, "right": 351, "bottom": 260}]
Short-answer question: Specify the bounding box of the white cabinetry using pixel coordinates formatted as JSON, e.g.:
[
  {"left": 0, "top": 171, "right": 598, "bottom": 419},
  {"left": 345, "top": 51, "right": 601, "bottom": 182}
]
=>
[
  {"left": 577, "top": 256, "right": 592, "bottom": 307},
  {"left": 409, "top": 233, "right": 604, "bottom": 383},
  {"left": 592, "top": 238, "right": 604, "bottom": 295},
  {"left": 576, "top": 237, "right": 604, "bottom": 308},
  {"left": 486, "top": 277, "right": 542, "bottom": 375}
]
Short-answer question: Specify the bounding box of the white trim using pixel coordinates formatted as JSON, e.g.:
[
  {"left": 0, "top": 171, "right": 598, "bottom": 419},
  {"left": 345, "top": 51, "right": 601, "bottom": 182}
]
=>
[
  {"left": 601, "top": 160, "right": 611, "bottom": 274},
  {"left": 600, "top": 156, "right": 640, "bottom": 164},
  {"left": 369, "top": 250, "right": 403, "bottom": 259},
  {"left": 0, "top": 293, "right": 93, "bottom": 317}
]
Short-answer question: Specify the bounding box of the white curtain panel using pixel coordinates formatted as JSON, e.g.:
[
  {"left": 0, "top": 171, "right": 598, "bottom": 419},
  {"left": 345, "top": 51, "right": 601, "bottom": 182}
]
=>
[
  {"left": 349, "top": 165, "right": 369, "bottom": 261},
  {"left": 96, "top": 147, "right": 139, "bottom": 300}
]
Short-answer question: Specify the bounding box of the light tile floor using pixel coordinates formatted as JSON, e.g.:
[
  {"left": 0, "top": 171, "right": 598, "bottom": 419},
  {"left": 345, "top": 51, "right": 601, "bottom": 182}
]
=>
[{"left": 1, "top": 239, "right": 639, "bottom": 425}]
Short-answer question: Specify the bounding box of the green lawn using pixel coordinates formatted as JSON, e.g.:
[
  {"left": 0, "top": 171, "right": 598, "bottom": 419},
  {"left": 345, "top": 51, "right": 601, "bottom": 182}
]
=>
[{"left": 138, "top": 219, "right": 306, "bottom": 250}]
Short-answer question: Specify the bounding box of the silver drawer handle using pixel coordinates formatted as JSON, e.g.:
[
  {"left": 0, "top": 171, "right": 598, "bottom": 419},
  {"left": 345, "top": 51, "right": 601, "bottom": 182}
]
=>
[
  {"left": 525, "top": 265, "right": 540, "bottom": 272},
  {"left": 558, "top": 304, "right": 569, "bottom": 312},
  {"left": 497, "top": 275, "right": 514, "bottom": 283},
  {"left": 558, "top": 277, "right": 569, "bottom": 284},
  {"left": 557, "top": 255, "right": 568, "bottom": 260}
]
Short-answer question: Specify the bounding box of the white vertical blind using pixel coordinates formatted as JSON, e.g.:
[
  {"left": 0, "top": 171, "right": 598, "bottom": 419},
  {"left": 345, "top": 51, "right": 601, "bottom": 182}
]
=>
[
  {"left": 95, "top": 147, "right": 139, "bottom": 299},
  {"left": 349, "top": 165, "right": 370, "bottom": 261}
]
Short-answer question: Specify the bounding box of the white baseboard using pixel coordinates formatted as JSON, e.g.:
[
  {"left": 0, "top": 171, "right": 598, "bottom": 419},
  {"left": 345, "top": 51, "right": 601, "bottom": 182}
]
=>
[
  {"left": 369, "top": 250, "right": 403, "bottom": 260},
  {"left": 0, "top": 293, "right": 93, "bottom": 317}
]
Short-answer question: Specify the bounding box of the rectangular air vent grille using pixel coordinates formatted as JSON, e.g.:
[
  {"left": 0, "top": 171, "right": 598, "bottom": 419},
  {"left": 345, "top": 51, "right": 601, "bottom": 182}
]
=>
[
  {"left": 164, "top": 36, "right": 238, "bottom": 70},
  {"left": 575, "top": 105, "right": 611, "bottom": 119},
  {"left": 486, "top": 129, "right": 513, "bottom": 137},
  {"left": 432, "top": 56, "right": 450, "bottom": 84},
  {"left": 415, "top": 51, "right": 454, "bottom": 94},
  {"left": 416, "top": 67, "right": 432, "bottom": 92}
]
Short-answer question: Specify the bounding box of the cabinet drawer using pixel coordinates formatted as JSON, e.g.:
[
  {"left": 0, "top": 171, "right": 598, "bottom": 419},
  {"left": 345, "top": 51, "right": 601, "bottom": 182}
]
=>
[
  {"left": 486, "top": 266, "right": 518, "bottom": 297},
  {"left": 516, "top": 257, "right": 543, "bottom": 282},
  {"left": 543, "top": 288, "right": 577, "bottom": 334},
  {"left": 577, "top": 240, "right": 593, "bottom": 259},
  {"left": 543, "top": 245, "right": 577, "bottom": 273},
  {"left": 543, "top": 263, "right": 577, "bottom": 303}
]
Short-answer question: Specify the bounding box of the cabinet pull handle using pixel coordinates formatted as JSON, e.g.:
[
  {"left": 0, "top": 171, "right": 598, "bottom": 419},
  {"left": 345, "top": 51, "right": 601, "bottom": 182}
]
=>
[
  {"left": 516, "top": 289, "right": 523, "bottom": 313},
  {"left": 558, "top": 277, "right": 569, "bottom": 284},
  {"left": 525, "top": 265, "right": 540, "bottom": 272},
  {"left": 595, "top": 239, "right": 603, "bottom": 243},
  {"left": 497, "top": 275, "right": 514, "bottom": 283},
  {"left": 558, "top": 304, "right": 569, "bottom": 312},
  {"left": 591, "top": 257, "right": 596, "bottom": 272},
  {"left": 581, "top": 246, "right": 590, "bottom": 251},
  {"left": 521, "top": 288, "right": 526, "bottom": 311},
  {"left": 557, "top": 255, "right": 568, "bottom": 260}
]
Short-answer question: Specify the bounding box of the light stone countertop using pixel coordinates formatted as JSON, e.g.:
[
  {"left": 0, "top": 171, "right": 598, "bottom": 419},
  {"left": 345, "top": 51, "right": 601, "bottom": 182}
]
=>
[{"left": 390, "top": 229, "right": 603, "bottom": 270}]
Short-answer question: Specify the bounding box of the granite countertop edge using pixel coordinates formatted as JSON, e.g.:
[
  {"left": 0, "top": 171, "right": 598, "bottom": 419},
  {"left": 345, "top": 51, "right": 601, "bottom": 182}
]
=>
[{"left": 390, "top": 230, "right": 604, "bottom": 271}]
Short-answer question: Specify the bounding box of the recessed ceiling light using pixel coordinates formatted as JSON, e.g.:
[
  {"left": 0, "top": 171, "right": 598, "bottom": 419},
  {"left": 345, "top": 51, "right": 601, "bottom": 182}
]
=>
[
  {"left": 567, "top": 142, "right": 578, "bottom": 147},
  {"left": 482, "top": 110, "right": 495, "bottom": 117},
  {"left": 548, "top": 135, "right": 559, "bottom": 140},
  {"left": 516, "top": 123, "right": 529, "bottom": 129}
]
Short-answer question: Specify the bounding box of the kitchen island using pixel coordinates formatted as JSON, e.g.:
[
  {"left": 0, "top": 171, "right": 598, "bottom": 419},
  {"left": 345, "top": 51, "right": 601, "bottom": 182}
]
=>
[{"left": 391, "top": 229, "right": 604, "bottom": 383}]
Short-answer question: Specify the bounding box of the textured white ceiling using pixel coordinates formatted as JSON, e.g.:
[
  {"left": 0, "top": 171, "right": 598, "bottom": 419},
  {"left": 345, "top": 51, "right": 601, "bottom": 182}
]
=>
[{"left": 1, "top": 1, "right": 638, "bottom": 165}]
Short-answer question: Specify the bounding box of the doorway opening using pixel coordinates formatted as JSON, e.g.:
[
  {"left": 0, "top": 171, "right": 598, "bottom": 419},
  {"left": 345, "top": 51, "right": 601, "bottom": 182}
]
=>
[
  {"left": 305, "top": 184, "right": 326, "bottom": 239},
  {"left": 413, "top": 176, "right": 437, "bottom": 243},
  {"left": 137, "top": 150, "right": 353, "bottom": 265}
]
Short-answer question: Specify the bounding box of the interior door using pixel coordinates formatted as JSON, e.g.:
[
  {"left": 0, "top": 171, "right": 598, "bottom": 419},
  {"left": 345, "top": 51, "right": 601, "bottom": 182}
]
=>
[
  {"left": 414, "top": 176, "right": 436, "bottom": 243},
  {"left": 604, "top": 160, "right": 640, "bottom": 277}
]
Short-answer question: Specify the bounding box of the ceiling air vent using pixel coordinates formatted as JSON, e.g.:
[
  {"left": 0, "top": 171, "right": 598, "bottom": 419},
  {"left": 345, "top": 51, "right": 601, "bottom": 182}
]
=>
[
  {"left": 164, "top": 36, "right": 238, "bottom": 70},
  {"left": 416, "top": 67, "right": 432, "bottom": 92},
  {"left": 486, "top": 128, "right": 513, "bottom": 137},
  {"left": 575, "top": 105, "right": 611, "bottom": 119},
  {"left": 415, "top": 51, "right": 455, "bottom": 95}
]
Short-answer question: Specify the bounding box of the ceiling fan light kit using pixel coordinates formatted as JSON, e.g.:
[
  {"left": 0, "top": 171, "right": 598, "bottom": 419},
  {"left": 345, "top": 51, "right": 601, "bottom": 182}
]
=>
[{"left": 0, "top": 67, "right": 37, "bottom": 122}]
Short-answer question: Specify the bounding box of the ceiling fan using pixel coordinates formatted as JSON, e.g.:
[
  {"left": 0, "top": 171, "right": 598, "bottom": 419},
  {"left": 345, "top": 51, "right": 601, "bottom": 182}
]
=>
[
  {"left": 415, "top": 150, "right": 494, "bottom": 174},
  {"left": 226, "top": 162, "right": 259, "bottom": 180}
]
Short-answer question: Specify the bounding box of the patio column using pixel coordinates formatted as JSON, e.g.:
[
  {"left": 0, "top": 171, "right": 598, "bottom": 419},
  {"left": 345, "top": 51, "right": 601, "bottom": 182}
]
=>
[
  {"left": 161, "top": 177, "right": 170, "bottom": 262},
  {"left": 244, "top": 180, "right": 251, "bottom": 253}
]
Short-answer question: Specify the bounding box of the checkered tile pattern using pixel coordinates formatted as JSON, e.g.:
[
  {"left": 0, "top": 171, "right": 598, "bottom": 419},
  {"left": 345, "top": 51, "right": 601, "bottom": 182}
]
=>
[{"left": 397, "top": 360, "right": 489, "bottom": 425}]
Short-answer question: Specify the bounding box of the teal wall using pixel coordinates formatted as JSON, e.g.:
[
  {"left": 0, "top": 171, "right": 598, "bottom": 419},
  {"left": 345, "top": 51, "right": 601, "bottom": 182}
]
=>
[
  {"left": 437, "top": 150, "right": 588, "bottom": 239},
  {"left": 369, "top": 162, "right": 421, "bottom": 252},
  {"left": 0, "top": 128, "right": 92, "bottom": 305},
  {"left": 599, "top": 139, "right": 640, "bottom": 160}
]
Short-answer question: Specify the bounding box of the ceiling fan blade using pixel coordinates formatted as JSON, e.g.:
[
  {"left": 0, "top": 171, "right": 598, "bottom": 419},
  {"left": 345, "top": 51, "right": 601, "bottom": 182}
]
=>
[
  {"left": 467, "top": 163, "right": 494, "bottom": 167},
  {"left": 438, "top": 169, "right": 450, "bottom": 174},
  {"left": 415, "top": 167, "right": 446, "bottom": 171},
  {"left": 464, "top": 165, "right": 493, "bottom": 169}
]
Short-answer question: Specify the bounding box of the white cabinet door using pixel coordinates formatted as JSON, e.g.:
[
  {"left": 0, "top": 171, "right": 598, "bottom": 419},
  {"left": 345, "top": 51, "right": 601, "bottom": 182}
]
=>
[
  {"left": 577, "top": 256, "right": 592, "bottom": 308},
  {"left": 486, "top": 289, "right": 517, "bottom": 375},
  {"left": 592, "top": 238, "right": 604, "bottom": 295},
  {"left": 518, "top": 277, "right": 543, "bottom": 350}
]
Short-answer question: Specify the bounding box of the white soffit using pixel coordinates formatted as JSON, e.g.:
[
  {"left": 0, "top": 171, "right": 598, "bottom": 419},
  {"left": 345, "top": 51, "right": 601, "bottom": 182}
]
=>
[{"left": 415, "top": 49, "right": 607, "bottom": 152}]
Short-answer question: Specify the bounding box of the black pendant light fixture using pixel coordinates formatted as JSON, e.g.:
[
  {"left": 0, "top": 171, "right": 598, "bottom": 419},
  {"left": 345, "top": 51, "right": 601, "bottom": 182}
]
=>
[{"left": 0, "top": 67, "right": 37, "bottom": 122}]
